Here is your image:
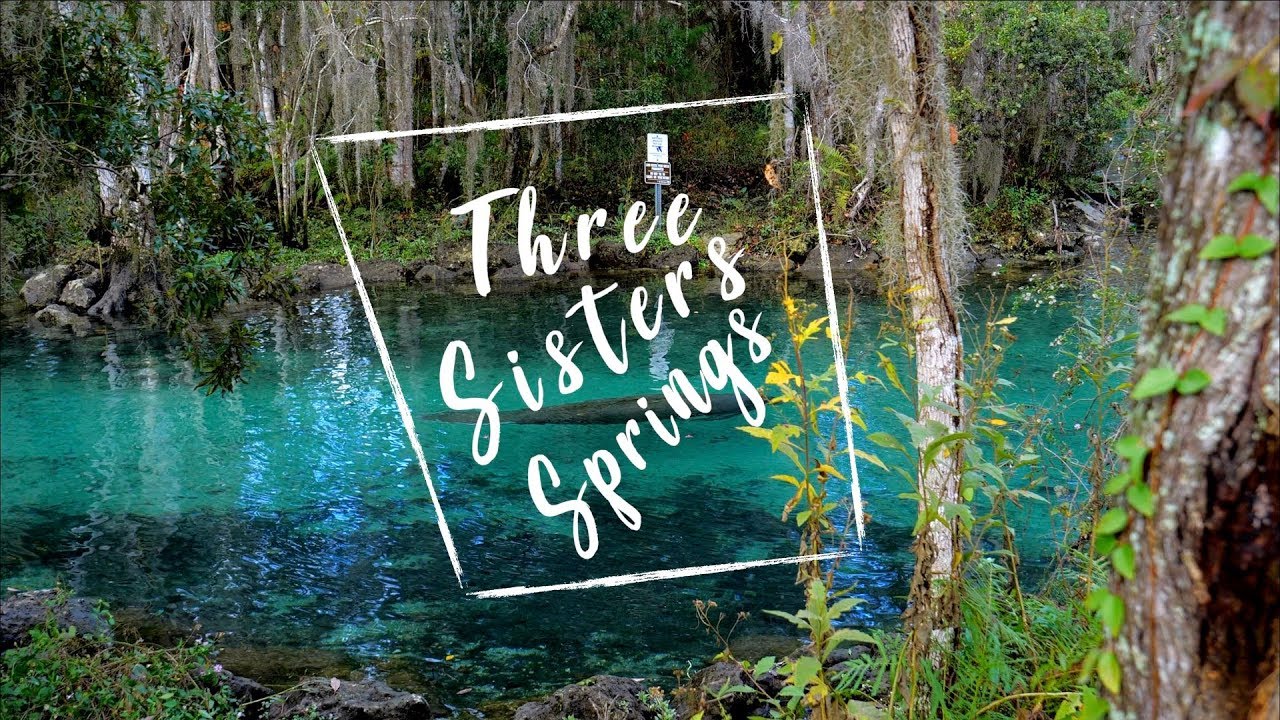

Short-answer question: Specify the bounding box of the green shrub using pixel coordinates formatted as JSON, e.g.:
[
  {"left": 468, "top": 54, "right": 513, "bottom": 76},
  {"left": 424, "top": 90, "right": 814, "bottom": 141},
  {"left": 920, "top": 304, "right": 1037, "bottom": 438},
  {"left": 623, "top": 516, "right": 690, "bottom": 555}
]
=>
[
  {"left": 1, "top": 599, "right": 240, "bottom": 720},
  {"left": 970, "top": 185, "right": 1053, "bottom": 251},
  {"left": 0, "top": 184, "right": 99, "bottom": 296},
  {"left": 905, "top": 557, "right": 1103, "bottom": 719},
  {"left": 944, "top": 2, "right": 1153, "bottom": 201}
]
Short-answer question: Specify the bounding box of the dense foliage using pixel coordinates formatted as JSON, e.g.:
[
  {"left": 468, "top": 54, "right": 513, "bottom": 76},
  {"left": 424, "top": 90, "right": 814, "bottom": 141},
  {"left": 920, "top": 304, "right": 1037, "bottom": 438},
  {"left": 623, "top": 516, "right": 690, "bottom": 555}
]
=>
[{"left": 943, "top": 1, "right": 1179, "bottom": 240}]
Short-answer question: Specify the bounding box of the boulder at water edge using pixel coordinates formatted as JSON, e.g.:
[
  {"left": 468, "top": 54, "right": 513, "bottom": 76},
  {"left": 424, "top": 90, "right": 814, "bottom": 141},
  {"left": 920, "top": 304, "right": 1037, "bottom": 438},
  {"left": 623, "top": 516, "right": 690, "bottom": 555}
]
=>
[
  {"left": 32, "top": 303, "right": 92, "bottom": 336},
  {"left": 513, "top": 675, "right": 648, "bottom": 720},
  {"left": 19, "top": 264, "right": 73, "bottom": 308},
  {"left": 59, "top": 278, "right": 98, "bottom": 310},
  {"left": 266, "top": 676, "right": 445, "bottom": 720},
  {"left": 1, "top": 589, "right": 112, "bottom": 650}
]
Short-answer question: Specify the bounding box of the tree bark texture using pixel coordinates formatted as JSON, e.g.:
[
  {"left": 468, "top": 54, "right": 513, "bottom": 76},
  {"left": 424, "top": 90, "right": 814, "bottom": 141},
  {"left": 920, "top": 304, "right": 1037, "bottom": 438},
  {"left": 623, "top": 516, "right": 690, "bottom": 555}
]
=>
[
  {"left": 888, "top": 1, "right": 965, "bottom": 673},
  {"left": 1116, "top": 3, "right": 1279, "bottom": 720}
]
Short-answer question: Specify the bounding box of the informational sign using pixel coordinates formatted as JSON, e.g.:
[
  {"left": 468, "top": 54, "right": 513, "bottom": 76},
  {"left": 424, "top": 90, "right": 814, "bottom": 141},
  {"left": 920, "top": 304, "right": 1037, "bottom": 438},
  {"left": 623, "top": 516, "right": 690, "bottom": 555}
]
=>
[
  {"left": 646, "top": 133, "right": 669, "bottom": 164},
  {"left": 644, "top": 161, "right": 671, "bottom": 186}
]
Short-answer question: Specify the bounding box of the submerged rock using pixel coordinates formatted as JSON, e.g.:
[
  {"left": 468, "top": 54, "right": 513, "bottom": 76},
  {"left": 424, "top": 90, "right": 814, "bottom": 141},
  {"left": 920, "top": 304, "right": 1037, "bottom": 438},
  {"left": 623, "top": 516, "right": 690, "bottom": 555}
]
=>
[
  {"left": 19, "top": 264, "right": 73, "bottom": 308},
  {"left": 513, "top": 675, "right": 646, "bottom": 720},
  {"left": 216, "top": 643, "right": 357, "bottom": 688},
  {"left": 1, "top": 589, "right": 112, "bottom": 650},
  {"left": 727, "top": 633, "right": 804, "bottom": 662},
  {"left": 267, "top": 676, "right": 444, "bottom": 720}
]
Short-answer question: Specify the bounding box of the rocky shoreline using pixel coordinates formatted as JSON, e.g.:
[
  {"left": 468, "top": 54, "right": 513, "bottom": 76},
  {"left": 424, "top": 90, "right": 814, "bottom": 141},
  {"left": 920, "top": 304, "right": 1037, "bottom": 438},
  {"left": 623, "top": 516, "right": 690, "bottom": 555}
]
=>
[
  {"left": 9, "top": 223, "right": 1104, "bottom": 337},
  {"left": 9, "top": 232, "right": 885, "bottom": 335},
  {"left": 1, "top": 589, "right": 884, "bottom": 720}
]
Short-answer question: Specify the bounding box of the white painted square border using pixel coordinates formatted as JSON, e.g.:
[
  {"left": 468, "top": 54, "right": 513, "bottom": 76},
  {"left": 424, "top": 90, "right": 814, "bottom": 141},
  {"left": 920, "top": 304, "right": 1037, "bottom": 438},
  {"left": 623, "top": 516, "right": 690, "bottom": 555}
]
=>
[{"left": 310, "top": 93, "right": 863, "bottom": 597}]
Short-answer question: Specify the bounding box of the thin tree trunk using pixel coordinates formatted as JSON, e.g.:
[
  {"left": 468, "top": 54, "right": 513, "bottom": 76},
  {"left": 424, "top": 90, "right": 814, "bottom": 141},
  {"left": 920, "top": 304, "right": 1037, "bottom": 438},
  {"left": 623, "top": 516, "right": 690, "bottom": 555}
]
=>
[
  {"left": 381, "top": 0, "right": 414, "bottom": 196},
  {"left": 847, "top": 83, "right": 887, "bottom": 223},
  {"left": 1115, "top": 3, "right": 1279, "bottom": 719},
  {"left": 888, "top": 0, "right": 965, "bottom": 684},
  {"left": 781, "top": 15, "right": 795, "bottom": 161},
  {"left": 502, "top": 1, "right": 576, "bottom": 184},
  {"left": 253, "top": 4, "right": 276, "bottom": 125}
]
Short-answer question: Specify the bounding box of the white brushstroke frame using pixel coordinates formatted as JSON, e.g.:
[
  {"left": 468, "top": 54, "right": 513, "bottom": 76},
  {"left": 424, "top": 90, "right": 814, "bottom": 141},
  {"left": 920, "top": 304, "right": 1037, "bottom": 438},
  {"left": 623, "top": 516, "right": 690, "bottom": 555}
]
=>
[{"left": 311, "top": 94, "right": 865, "bottom": 598}]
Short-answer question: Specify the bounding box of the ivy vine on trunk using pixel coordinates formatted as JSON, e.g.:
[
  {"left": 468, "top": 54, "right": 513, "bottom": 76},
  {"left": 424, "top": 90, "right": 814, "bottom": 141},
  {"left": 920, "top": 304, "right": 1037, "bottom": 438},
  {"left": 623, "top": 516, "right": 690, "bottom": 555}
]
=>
[{"left": 1114, "top": 3, "right": 1279, "bottom": 719}]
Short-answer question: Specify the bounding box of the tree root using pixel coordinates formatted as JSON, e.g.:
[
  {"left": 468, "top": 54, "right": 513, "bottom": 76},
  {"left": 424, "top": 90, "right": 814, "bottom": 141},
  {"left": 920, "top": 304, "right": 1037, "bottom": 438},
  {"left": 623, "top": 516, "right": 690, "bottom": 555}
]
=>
[{"left": 86, "top": 259, "right": 134, "bottom": 319}]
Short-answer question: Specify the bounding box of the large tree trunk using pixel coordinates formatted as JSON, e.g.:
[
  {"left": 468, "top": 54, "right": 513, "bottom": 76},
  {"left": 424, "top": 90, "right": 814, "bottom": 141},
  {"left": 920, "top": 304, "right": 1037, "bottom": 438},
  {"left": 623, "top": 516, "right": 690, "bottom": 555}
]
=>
[
  {"left": 888, "top": 0, "right": 965, "bottom": 681},
  {"left": 1115, "top": 3, "right": 1279, "bottom": 719},
  {"left": 381, "top": 0, "right": 414, "bottom": 196}
]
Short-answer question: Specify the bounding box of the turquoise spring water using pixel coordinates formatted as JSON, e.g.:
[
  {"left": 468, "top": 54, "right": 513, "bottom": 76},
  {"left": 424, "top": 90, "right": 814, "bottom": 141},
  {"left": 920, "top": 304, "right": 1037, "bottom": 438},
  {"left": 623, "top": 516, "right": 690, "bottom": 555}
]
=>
[{"left": 1, "top": 274, "right": 1088, "bottom": 697}]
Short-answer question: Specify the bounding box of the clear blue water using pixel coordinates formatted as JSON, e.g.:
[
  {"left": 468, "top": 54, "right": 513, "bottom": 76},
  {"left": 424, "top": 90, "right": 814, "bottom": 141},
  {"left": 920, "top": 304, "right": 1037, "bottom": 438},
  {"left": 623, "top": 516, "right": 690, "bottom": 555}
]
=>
[{"left": 0, "top": 275, "right": 1085, "bottom": 698}]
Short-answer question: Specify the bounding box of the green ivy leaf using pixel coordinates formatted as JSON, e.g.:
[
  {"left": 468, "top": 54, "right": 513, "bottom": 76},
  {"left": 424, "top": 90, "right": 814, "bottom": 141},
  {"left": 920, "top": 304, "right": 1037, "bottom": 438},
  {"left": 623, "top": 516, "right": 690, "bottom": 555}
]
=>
[
  {"left": 1166, "top": 304, "right": 1228, "bottom": 336},
  {"left": 1258, "top": 176, "right": 1280, "bottom": 216},
  {"left": 1132, "top": 367, "right": 1179, "bottom": 399},
  {"left": 1165, "top": 303, "right": 1207, "bottom": 324},
  {"left": 1097, "top": 650, "right": 1122, "bottom": 693},
  {"left": 1226, "top": 172, "right": 1265, "bottom": 194},
  {"left": 1080, "top": 690, "right": 1110, "bottom": 720},
  {"left": 1098, "top": 591, "right": 1125, "bottom": 634},
  {"left": 1176, "top": 367, "right": 1212, "bottom": 395},
  {"left": 1199, "top": 234, "right": 1240, "bottom": 260},
  {"left": 1226, "top": 172, "right": 1279, "bottom": 215},
  {"left": 1113, "top": 435, "right": 1147, "bottom": 463},
  {"left": 1095, "top": 533, "right": 1118, "bottom": 557},
  {"left": 1202, "top": 307, "right": 1227, "bottom": 336},
  {"left": 1127, "top": 482, "right": 1155, "bottom": 517},
  {"left": 1112, "top": 543, "right": 1136, "bottom": 580},
  {"left": 1097, "top": 507, "right": 1129, "bottom": 535},
  {"left": 1236, "top": 233, "right": 1277, "bottom": 259},
  {"left": 1103, "top": 473, "right": 1131, "bottom": 495}
]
